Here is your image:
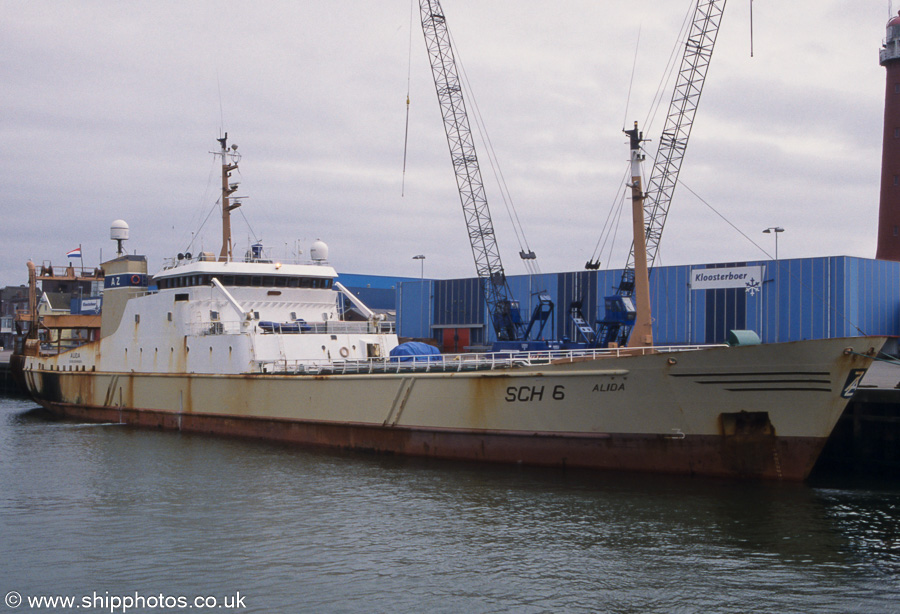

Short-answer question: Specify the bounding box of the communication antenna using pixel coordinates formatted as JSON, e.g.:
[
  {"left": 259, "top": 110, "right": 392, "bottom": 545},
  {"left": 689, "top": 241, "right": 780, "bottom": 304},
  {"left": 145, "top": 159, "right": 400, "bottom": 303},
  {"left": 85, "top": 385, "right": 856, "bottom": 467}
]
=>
[{"left": 110, "top": 219, "right": 129, "bottom": 256}]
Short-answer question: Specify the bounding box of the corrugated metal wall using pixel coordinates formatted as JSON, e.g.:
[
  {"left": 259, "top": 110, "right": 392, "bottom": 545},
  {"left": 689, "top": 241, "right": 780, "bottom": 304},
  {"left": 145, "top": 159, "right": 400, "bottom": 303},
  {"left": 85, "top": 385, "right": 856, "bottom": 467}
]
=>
[
  {"left": 432, "top": 278, "right": 482, "bottom": 327},
  {"left": 555, "top": 271, "right": 598, "bottom": 342},
  {"left": 397, "top": 280, "right": 432, "bottom": 338},
  {"left": 397, "top": 257, "right": 900, "bottom": 345}
]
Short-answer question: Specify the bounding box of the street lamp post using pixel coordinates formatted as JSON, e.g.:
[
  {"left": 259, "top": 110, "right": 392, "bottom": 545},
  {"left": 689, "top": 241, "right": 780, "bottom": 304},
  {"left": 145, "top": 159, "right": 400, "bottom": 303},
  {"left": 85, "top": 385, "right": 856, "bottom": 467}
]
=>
[
  {"left": 413, "top": 255, "right": 426, "bottom": 337},
  {"left": 413, "top": 254, "right": 425, "bottom": 280},
  {"left": 762, "top": 226, "right": 784, "bottom": 259},
  {"left": 762, "top": 227, "right": 784, "bottom": 342}
]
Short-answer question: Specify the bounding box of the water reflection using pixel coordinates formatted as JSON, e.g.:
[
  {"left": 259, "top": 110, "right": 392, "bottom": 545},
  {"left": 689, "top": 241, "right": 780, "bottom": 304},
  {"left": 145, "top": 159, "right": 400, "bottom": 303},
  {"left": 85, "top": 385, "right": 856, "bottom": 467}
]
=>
[{"left": 1, "top": 397, "right": 899, "bottom": 613}]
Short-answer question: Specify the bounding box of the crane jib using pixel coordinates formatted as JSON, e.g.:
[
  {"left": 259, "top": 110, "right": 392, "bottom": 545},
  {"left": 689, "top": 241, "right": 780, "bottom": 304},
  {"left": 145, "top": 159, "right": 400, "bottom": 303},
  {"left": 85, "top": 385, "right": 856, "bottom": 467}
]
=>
[
  {"left": 597, "top": 0, "right": 726, "bottom": 348},
  {"left": 419, "top": 0, "right": 526, "bottom": 342}
]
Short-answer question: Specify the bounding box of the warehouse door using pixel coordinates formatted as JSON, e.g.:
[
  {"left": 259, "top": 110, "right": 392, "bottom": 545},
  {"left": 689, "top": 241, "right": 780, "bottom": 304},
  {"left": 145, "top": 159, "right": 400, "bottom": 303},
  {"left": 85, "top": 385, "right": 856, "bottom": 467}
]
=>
[{"left": 441, "top": 328, "right": 470, "bottom": 353}]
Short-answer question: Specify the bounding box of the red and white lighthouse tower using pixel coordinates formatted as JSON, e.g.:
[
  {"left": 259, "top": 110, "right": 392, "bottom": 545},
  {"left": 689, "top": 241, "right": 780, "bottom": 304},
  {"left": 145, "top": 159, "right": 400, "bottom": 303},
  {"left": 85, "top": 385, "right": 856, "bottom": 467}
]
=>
[{"left": 877, "top": 12, "right": 900, "bottom": 260}]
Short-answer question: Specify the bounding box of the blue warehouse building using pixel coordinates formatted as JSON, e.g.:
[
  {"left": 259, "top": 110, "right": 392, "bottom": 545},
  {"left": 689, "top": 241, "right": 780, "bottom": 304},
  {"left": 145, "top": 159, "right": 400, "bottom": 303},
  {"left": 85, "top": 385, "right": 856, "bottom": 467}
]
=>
[
  {"left": 397, "top": 256, "right": 900, "bottom": 352},
  {"left": 336, "top": 272, "right": 415, "bottom": 313}
]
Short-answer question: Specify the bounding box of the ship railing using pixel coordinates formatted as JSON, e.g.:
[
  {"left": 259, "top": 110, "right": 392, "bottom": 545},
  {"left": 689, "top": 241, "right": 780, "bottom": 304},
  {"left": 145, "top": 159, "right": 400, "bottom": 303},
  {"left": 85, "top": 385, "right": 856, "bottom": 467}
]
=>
[
  {"left": 254, "top": 344, "right": 723, "bottom": 375},
  {"left": 272, "top": 321, "right": 395, "bottom": 334},
  {"left": 301, "top": 322, "right": 383, "bottom": 335},
  {"left": 192, "top": 319, "right": 393, "bottom": 336},
  {"left": 161, "top": 253, "right": 330, "bottom": 269}
]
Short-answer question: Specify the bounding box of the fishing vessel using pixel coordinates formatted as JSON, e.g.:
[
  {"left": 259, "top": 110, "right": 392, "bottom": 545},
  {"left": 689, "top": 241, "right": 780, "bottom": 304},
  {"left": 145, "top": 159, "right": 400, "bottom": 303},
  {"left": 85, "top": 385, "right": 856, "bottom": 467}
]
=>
[{"left": 18, "top": 135, "right": 885, "bottom": 481}]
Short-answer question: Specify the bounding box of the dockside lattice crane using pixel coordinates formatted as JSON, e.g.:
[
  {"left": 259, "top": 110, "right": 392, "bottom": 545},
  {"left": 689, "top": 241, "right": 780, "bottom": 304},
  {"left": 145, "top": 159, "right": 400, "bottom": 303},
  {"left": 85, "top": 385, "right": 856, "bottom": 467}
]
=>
[
  {"left": 419, "top": 0, "right": 552, "bottom": 344},
  {"left": 593, "top": 0, "right": 726, "bottom": 347}
]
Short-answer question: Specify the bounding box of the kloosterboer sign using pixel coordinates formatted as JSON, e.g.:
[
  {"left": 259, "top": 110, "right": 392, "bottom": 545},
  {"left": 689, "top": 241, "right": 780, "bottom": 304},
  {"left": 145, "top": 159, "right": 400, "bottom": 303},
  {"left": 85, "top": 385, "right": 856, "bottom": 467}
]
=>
[{"left": 690, "top": 266, "right": 763, "bottom": 292}]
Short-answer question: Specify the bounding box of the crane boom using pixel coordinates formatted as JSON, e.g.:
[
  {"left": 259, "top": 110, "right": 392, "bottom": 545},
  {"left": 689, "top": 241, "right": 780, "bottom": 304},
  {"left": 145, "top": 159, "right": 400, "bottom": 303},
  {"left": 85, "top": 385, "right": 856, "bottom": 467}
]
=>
[
  {"left": 419, "top": 0, "right": 522, "bottom": 341},
  {"left": 598, "top": 0, "right": 726, "bottom": 347}
]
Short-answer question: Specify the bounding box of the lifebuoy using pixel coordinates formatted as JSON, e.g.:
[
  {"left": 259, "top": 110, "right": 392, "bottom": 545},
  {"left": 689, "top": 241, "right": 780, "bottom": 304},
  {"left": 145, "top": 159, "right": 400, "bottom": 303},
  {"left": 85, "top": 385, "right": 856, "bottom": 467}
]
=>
[
  {"left": 131, "top": 275, "right": 142, "bottom": 285},
  {"left": 339, "top": 347, "right": 350, "bottom": 358}
]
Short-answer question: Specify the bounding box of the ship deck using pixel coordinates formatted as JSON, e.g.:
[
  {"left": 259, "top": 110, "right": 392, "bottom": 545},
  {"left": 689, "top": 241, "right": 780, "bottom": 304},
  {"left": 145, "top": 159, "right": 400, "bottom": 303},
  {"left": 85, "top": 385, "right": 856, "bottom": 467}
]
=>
[{"left": 254, "top": 344, "right": 718, "bottom": 376}]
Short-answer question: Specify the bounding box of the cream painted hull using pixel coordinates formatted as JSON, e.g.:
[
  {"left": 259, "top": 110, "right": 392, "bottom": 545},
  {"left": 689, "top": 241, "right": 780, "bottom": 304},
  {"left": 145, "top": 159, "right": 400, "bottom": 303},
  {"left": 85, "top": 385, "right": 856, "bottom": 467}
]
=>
[{"left": 22, "top": 336, "right": 884, "bottom": 480}]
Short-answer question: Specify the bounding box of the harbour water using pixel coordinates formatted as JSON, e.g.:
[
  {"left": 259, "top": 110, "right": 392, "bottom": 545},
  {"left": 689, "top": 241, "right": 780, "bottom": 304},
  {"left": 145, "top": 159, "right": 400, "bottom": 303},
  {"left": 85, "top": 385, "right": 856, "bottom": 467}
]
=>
[{"left": 1, "top": 393, "right": 899, "bottom": 613}]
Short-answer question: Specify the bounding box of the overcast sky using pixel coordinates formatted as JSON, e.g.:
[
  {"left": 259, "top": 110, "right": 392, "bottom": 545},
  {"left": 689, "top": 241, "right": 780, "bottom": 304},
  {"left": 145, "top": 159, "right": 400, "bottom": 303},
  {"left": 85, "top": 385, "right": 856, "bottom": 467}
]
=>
[{"left": 0, "top": 1, "right": 892, "bottom": 288}]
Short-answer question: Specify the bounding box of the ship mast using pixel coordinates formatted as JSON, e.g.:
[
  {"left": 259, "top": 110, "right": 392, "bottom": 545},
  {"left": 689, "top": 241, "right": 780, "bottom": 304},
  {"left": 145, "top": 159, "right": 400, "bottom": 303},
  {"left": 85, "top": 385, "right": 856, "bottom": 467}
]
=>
[
  {"left": 216, "top": 133, "right": 241, "bottom": 262},
  {"left": 625, "top": 122, "right": 653, "bottom": 348},
  {"left": 592, "top": 0, "right": 725, "bottom": 347}
]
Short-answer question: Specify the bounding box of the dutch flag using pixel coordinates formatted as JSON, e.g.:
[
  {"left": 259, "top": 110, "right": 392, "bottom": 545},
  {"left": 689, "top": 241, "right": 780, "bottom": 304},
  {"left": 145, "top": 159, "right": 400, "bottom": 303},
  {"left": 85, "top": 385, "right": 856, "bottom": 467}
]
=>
[{"left": 67, "top": 247, "right": 82, "bottom": 259}]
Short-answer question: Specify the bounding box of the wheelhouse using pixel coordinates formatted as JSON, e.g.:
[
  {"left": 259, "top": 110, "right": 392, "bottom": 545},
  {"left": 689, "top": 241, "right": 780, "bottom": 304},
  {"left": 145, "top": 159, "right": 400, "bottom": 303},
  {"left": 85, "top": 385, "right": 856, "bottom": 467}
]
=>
[{"left": 155, "top": 273, "right": 333, "bottom": 290}]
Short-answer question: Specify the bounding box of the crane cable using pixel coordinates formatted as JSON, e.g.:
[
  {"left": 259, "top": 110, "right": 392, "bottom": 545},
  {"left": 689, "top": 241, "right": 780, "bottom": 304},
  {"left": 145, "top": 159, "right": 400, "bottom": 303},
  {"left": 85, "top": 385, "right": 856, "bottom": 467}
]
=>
[
  {"left": 587, "top": 165, "right": 629, "bottom": 269},
  {"left": 588, "top": 26, "right": 644, "bottom": 270},
  {"left": 750, "top": 0, "right": 754, "bottom": 58},
  {"left": 402, "top": 3, "right": 537, "bottom": 276},
  {"left": 622, "top": 26, "right": 642, "bottom": 131},
  {"left": 401, "top": 0, "right": 415, "bottom": 197},
  {"left": 642, "top": 4, "right": 694, "bottom": 138},
  {"left": 677, "top": 178, "right": 867, "bottom": 337},
  {"left": 448, "top": 28, "right": 542, "bottom": 277},
  {"left": 587, "top": 1, "right": 695, "bottom": 269}
]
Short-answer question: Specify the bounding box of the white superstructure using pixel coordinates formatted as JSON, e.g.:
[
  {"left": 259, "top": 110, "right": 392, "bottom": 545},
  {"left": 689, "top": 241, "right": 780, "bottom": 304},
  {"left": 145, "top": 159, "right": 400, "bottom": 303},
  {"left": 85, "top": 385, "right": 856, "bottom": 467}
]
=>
[{"left": 90, "top": 249, "right": 397, "bottom": 376}]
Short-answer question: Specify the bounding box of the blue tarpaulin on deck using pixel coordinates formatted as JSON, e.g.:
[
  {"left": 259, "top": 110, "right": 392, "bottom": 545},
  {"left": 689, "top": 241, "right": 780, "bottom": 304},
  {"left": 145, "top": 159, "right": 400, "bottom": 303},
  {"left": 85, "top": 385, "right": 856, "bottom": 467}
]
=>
[{"left": 389, "top": 342, "right": 441, "bottom": 362}]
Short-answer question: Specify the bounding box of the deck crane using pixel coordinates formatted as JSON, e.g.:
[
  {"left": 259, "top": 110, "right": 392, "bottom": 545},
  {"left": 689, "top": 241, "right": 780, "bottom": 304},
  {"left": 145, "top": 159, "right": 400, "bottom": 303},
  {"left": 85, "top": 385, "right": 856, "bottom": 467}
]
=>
[
  {"left": 419, "top": 0, "right": 553, "bottom": 348},
  {"left": 586, "top": 0, "right": 727, "bottom": 348}
]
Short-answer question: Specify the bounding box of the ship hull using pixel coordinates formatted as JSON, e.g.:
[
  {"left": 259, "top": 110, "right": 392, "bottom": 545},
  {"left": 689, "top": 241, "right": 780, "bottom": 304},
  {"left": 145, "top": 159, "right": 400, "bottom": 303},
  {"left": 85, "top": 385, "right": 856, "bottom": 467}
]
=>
[
  {"left": 28, "top": 399, "right": 829, "bottom": 480},
  {"left": 22, "top": 337, "right": 884, "bottom": 480}
]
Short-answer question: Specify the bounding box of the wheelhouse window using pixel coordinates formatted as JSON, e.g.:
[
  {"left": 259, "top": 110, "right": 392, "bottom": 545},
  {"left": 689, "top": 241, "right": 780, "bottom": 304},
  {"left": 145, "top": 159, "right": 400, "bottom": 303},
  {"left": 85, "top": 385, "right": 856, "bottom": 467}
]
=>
[{"left": 156, "top": 274, "right": 333, "bottom": 289}]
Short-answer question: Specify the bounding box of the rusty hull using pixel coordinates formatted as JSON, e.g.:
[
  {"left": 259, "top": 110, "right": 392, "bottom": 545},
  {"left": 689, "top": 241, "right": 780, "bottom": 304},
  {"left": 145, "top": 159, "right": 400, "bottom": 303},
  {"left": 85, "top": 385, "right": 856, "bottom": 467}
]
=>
[
  {"left": 21, "top": 336, "right": 885, "bottom": 481},
  {"left": 34, "top": 396, "right": 825, "bottom": 480}
]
